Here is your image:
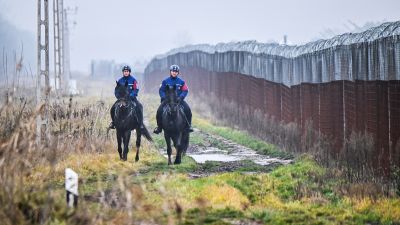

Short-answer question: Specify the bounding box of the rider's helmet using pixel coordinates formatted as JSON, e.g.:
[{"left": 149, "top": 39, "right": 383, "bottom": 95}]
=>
[
  {"left": 169, "top": 65, "right": 180, "bottom": 73},
  {"left": 122, "top": 65, "right": 131, "bottom": 73}
]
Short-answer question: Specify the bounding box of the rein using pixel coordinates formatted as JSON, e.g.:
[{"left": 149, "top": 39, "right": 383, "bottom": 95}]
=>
[{"left": 115, "top": 98, "right": 135, "bottom": 120}]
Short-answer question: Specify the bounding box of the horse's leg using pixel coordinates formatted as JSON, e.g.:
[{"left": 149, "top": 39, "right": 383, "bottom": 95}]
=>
[
  {"left": 174, "top": 132, "right": 183, "bottom": 164},
  {"left": 117, "top": 129, "right": 123, "bottom": 160},
  {"left": 135, "top": 128, "right": 141, "bottom": 162},
  {"left": 165, "top": 133, "right": 172, "bottom": 165},
  {"left": 177, "top": 131, "right": 182, "bottom": 147},
  {"left": 123, "top": 130, "right": 131, "bottom": 161}
]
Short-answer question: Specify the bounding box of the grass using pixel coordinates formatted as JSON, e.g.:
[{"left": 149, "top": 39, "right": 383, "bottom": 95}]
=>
[
  {"left": 15, "top": 143, "right": 400, "bottom": 224},
  {"left": 130, "top": 156, "right": 399, "bottom": 224},
  {"left": 192, "top": 115, "right": 292, "bottom": 159},
  {"left": 1, "top": 94, "right": 400, "bottom": 224},
  {"left": 198, "top": 160, "right": 278, "bottom": 173}
]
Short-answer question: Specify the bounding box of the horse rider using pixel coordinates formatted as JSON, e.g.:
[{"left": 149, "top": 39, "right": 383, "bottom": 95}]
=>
[
  {"left": 109, "top": 65, "right": 144, "bottom": 130},
  {"left": 153, "top": 64, "right": 193, "bottom": 134}
]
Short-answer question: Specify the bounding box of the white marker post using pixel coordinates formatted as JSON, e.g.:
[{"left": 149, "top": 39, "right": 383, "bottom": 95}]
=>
[{"left": 65, "top": 168, "right": 78, "bottom": 208}]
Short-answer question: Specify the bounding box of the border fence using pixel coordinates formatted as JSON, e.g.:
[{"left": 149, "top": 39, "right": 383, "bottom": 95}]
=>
[{"left": 144, "top": 21, "right": 400, "bottom": 174}]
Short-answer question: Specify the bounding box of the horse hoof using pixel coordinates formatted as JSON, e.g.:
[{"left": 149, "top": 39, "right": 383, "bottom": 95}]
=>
[
  {"left": 174, "top": 161, "right": 181, "bottom": 165},
  {"left": 135, "top": 157, "right": 139, "bottom": 162}
]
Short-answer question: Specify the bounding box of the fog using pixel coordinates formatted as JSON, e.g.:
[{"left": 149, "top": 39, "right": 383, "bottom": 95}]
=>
[
  {"left": 0, "top": 14, "right": 35, "bottom": 86},
  {"left": 0, "top": 0, "right": 399, "bottom": 73}
]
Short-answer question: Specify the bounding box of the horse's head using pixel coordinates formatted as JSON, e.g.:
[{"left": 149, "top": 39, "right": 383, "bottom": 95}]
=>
[
  {"left": 165, "top": 85, "right": 178, "bottom": 104},
  {"left": 115, "top": 80, "right": 130, "bottom": 100},
  {"left": 161, "top": 84, "right": 186, "bottom": 139},
  {"left": 114, "top": 81, "right": 132, "bottom": 119},
  {"left": 164, "top": 85, "right": 180, "bottom": 116}
]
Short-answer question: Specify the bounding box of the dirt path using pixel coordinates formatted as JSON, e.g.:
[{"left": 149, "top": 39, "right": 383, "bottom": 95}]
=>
[
  {"left": 187, "top": 129, "right": 292, "bottom": 165},
  {"left": 159, "top": 128, "right": 292, "bottom": 177}
]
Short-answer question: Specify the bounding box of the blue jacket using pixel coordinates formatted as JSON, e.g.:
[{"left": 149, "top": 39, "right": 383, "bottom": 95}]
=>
[
  {"left": 159, "top": 76, "right": 188, "bottom": 100},
  {"left": 115, "top": 75, "right": 139, "bottom": 98}
]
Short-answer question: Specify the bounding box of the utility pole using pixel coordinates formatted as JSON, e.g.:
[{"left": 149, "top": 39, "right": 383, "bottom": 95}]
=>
[
  {"left": 60, "top": 0, "right": 66, "bottom": 91},
  {"left": 37, "top": 0, "right": 51, "bottom": 144},
  {"left": 53, "top": 0, "right": 63, "bottom": 93},
  {"left": 63, "top": 7, "right": 71, "bottom": 92}
]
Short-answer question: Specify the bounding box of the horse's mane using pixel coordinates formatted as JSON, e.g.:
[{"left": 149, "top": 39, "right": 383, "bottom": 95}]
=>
[
  {"left": 115, "top": 80, "right": 130, "bottom": 100},
  {"left": 165, "top": 84, "right": 178, "bottom": 103}
]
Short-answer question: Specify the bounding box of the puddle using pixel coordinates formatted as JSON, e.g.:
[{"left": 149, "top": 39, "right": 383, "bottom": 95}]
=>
[
  {"left": 188, "top": 153, "right": 240, "bottom": 163},
  {"left": 160, "top": 133, "right": 292, "bottom": 166},
  {"left": 186, "top": 147, "right": 292, "bottom": 166}
]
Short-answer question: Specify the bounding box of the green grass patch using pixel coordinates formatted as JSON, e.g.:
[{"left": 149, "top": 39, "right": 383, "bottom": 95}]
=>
[
  {"left": 192, "top": 116, "right": 291, "bottom": 159},
  {"left": 197, "top": 160, "right": 277, "bottom": 174},
  {"left": 183, "top": 207, "right": 244, "bottom": 224}
]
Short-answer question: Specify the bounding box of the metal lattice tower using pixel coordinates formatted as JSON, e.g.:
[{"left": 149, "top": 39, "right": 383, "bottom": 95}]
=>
[
  {"left": 37, "top": 0, "right": 50, "bottom": 143},
  {"left": 53, "top": 0, "right": 64, "bottom": 92}
]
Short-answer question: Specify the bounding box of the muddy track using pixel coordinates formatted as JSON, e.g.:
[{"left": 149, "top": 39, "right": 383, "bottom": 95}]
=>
[{"left": 159, "top": 129, "right": 292, "bottom": 177}]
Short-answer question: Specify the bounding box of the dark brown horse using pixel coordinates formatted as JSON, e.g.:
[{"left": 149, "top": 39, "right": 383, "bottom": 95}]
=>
[
  {"left": 161, "top": 85, "right": 190, "bottom": 164},
  {"left": 112, "top": 81, "right": 152, "bottom": 161}
]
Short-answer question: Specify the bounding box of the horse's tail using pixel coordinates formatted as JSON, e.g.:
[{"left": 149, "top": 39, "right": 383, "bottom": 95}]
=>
[{"left": 141, "top": 125, "right": 153, "bottom": 142}]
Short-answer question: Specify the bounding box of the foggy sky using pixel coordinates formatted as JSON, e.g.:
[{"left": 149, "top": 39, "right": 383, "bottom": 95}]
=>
[{"left": 1, "top": 0, "right": 399, "bottom": 73}]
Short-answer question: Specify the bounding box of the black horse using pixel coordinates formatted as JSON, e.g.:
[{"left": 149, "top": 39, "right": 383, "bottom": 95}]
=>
[
  {"left": 112, "top": 81, "right": 152, "bottom": 161},
  {"left": 162, "top": 85, "right": 190, "bottom": 165}
]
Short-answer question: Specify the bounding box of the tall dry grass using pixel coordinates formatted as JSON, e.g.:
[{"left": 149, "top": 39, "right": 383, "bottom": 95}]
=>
[{"left": 0, "top": 91, "right": 115, "bottom": 224}]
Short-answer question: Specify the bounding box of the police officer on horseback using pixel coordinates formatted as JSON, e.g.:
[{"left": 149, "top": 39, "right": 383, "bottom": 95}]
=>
[
  {"left": 109, "top": 65, "right": 144, "bottom": 130},
  {"left": 153, "top": 64, "right": 193, "bottom": 134}
]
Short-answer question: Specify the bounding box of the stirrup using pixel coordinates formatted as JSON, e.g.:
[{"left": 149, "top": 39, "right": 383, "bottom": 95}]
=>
[
  {"left": 153, "top": 127, "right": 162, "bottom": 134},
  {"left": 109, "top": 122, "right": 115, "bottom": 129},
  {"left": 188, "top": 126, "right": 194, "bottom": 132}
]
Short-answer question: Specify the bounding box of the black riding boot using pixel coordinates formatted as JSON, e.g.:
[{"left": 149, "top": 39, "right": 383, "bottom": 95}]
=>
[
  {"left": 131, "top": 98, "right": 145, "bottom": 131},
  {"left": 109, "top": 122, "right": 115, "bottom": 129},
  {"left": 181, "top": 100, "right": 193, "bottom": 132},
  {"left": 186, "top": 117, "right": 193, "bottom": 132},
  {"left": 136, "top": 101, "right": 145, "bottom": 130},
  {"left": 153, "top": 104, "right": 164, "bottom": 134},
  {"left": 187, "top": 120, "right": 193, "bottom": 132},
  {"left": 109, "top": 104, "right": 116, "bottom": 129}
]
